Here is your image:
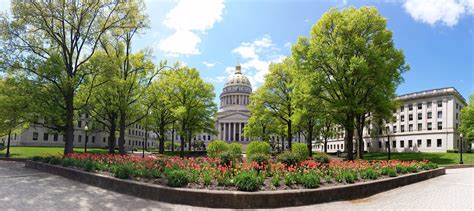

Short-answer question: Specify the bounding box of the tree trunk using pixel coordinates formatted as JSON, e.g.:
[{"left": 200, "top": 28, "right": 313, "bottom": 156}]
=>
[
  {"left": 188, "top": 129, "right": 192, "bottom": 151},
  {"left": 345, "top": 114, "right": 355, "bottom": 160},
  {"left": 356, "top": 115, "right": 365, "bottom": 159},
  {"left": 324, "top": 136, "right": 328, "bottom": 153},
  {"left": 171, "top": 121, "right": 175, "bottom": 152},
  {"left": 64, "top": 91, "right": 75, "bottom": 155},
  {"left": 307, "top": 126, "right": 313, "bottom": 157},
  {"left": 118, "top": 110, "right": 126, "bottom": 155},
  {"left": 287, "top": 120, "right": 292, "bottom": 150},
  {"left": 108, "top": 113, "right": 117, "bottom": 154},
  {"left": 159, "top": 123, "right": 165, "bottom": 154},
  {"left": 180, "top": 121, "right": 185, "bottom": 157},
  {"left": 6, "top": 130, "right": 11, "bottom": 158}
]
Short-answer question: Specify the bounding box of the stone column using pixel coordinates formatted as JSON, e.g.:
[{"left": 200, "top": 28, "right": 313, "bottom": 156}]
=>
[
  {"left": 223, "top": 123, "right": 227, "bottom": 141},
  {"left": 237, "top": 122, "right": 240, "bottom": 141}
]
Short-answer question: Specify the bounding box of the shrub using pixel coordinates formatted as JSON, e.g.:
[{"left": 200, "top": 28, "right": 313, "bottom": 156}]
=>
[
  {"left": 313, "top": 152, "right": 330, "bottom": 163},
  {"left": 61, "top": 158, "right": 75, "bottom": 167},
  {"left": 407, "top": 164, "right": 419, "bottom": 173},
  {"left": 234, "top": 170, "right": 262, "bottom": 191},
  {"left": 219, "top": 151, "right": 234, "bottom": 165},
  {"left": 301, "top": 173, "right": 320, "bottom": 188},
  {"left": 422, "top": 162, "right": 438, "bottom": 170},
  {"left": 41, "top": 156, "right": 51, "bottom": 163},
  {"left": 202, "top": 172, "right": 213, "bottom": 186},
  {"left": 387, "top": 168, "right": 397, "bottom": 177},
  {"left": 228, "top": 143, "right": 242, "bottom": 158},
  {"left": 48, "top": 156, "right": 62, "bottom": 165},
  {"left": 83, "top": 160, "right": 99, "bottom": 172},
  {"left": 249, "top": 153, "right": 270, "bottom": 165},
  {"left": 396, "top": 164, "right": 408, "bottom": 174},
  {"left": 166, "top": 169, "right": 190, "bottom": 187},
  {"left": 246, "top": 141, "right": 270, "bottom": 158},
  {"left": 361, "top": 168, "right": 378, "bottom": 180},
  {"left": 113, "top": 164, "right": 135, "bottom": 179},
  {"left": 343, "top": 171, "right": 356, "bottom": 183},
  {"left": 292, "top": 143, "right": 309, "bottom": 161},
  {"left": 271, "top": 174, "right": 281, "bottom": 187},
  {"left": 32, "top": 156, "right": 42, "bottom": 161},
  {"left": 277, "top": 151, "right": 299, "bottom": 166},
  {"left": 207, "top": 140, "right": 229, "bottom": 158},
  {"left": 284, "top": 172, "right": 300, "bottom": 186}
]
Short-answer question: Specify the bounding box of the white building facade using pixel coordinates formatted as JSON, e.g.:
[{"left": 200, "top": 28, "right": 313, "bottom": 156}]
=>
[{"left": 315, "top": 87, "right": 467, "bottom": 153}]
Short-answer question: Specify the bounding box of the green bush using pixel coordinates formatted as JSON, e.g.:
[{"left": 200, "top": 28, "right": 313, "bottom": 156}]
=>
[
  {"left": 407, "top": 164, "right": 419, "bottom": 173},
  {"left": 234, "top": 170, "right": 262, "bottom": 191},
  {"left": 422, "top": 162, "right": 438, "bottom": 170},
  {"left": 48, "top": 156, "right": 62, "bottom": 165},
  {"left": 41, "top": 156, "right": 52, "bottom": 163},
  {"left": 202, "top": 172, "right": 213, "bottom": 186},
  {"left": 343, "top": 171, "right": 356, "bottom": 183},
  {"left": 284, "top": 172, "right": 300, "bottom": 185},
  {"left": 396, "top": 164, "right": 408, "bottom": 174},
  {"left": 219, "top": 151, "right": 234, "bottom": 165},
  {"left": 277, "top": 151, "right": 299, "bottom": 166},
  {"left": 166, "top": 169, "right": 190, "bottom": 187},
  {"left": 246, "top": 141, "right": 270, "bottom": 158},
  {"left": 61, "top": 158, "right": 75, "bottom": 167},
  {"left": 228, "top": 143, "right": 242, "bottom": 158},
  {"left": 271, "top": 174, "right": 281, "bottom": 187},
  {"left": 313, "top": 152, "right": 330, "bottom": 163},
  {"left": 83, "top": 160, "right": 99, "bottom": 172},
  {"left": 301, "top": 173, "right": 320, "bottom": 188},
  {"left": 387, "top": 168, "right": 397, "bottom": 177},
  {"left": 361, "top": 168, "right": 378, "bottom": 180},
  {"left": 207, "top": 140, "right": 229, "bottom": 158},
  {"left": 32, "top": 156, "right": 43, "bottom": 161},
  {"left": 292, "top": 143, "right": 309, "bottom": 161},
  {"left": 249, "top": 153, "right": 270, "bottom": 165},
  {"left": 113, "top": 164, "right": 135, "bottom": 179}
]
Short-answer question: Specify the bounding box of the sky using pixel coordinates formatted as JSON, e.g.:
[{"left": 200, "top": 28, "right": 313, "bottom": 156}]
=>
[{"left": 0, "top": 0, "right": 473, "bottom": 103}]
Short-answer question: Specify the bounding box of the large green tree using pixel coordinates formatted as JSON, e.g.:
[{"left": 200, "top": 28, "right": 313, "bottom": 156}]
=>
[
  {"left": 460, "top": 94, "right": 474, "bottom": 143},
  {"left": 293, "top": 7, "right": 408, "bottom": 160},
  {"left": 0, "top": 0, "right": 139, "bottom": 154}
]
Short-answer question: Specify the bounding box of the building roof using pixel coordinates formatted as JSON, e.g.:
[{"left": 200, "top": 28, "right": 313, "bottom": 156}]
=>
[
  {"left": 224, "top": 64, "right": 251, "bottom": 88},
  {"left": 396, "top": 87, "right": 466, "bottom": 105}
]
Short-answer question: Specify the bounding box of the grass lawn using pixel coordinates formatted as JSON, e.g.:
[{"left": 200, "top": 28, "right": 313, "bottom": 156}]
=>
[
  {"left": 0, "top": 146, "right": 109, "bottom": 159},
  {"left": 363, "top": 152, "right": 474, "bottom": 166}
]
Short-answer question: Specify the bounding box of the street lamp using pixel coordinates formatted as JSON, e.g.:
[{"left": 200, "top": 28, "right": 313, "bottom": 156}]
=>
[
  {"left": 459, "top": 133, "right": 463, "bottom": 165},
  {"left": 84, "top": 125, "right": 89, "bottom": 153},
  {"left": 385, "top": 126, "right": 391, "bottom": 160}
]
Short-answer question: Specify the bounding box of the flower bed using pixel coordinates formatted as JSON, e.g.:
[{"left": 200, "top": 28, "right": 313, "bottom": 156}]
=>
[{"left": 32, "top": 153, "right": 438, "bottom": 192}]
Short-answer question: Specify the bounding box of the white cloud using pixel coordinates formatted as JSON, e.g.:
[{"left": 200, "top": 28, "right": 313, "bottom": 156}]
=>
[
  {"left": 403, "top": 0, "right": 474, "bottom": 26},
  {"left": 230, "top": 35, "right": 285, "bottom": 88},
  {"left": 205, "top": 76, "right": 227, "bottom": 83},
  {"left": 202, "top": 61, "right": 216, "bottom": 68},
  {"left": 159, "top": 0, "right": 225, "bottom": 56},
  {"left": 284, "top": 42, "right": 292, "bottom": 48},
  {"left": 0, "top": 0, "right": 10, "bottom": 12}
]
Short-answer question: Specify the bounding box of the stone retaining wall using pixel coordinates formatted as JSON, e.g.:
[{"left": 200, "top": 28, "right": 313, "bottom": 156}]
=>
[{"left": 25, "top": 161, "right": 446, "bottom": 208}]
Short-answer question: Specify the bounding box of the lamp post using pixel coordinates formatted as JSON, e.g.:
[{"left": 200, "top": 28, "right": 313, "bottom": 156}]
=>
[
  {"left": 143, "top": 127, "right": 148, "bottom": 159},
  {"left": 84, "top": 125, "right": 89, "bottom": 153},
  {"left": 385, "top": 126, "right": 391, "bottom": 160},
  {"left": 459, "top": 133, "right": 463, "bottom": 165}
]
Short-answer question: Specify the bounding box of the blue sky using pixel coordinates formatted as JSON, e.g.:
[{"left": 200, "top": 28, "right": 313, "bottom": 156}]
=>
[{"left": 1, "top": 0, "right": 473, "bottom": 102}]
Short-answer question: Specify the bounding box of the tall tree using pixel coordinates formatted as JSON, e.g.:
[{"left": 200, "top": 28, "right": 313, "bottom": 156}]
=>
[
  {"left": 293, "top": 7, "right": 408, "bottom": 160},
  {"left": 460, "top": 94, "right": 474, "bottom": 142},
  {"left": 0, "top": 1, "right": 138, "bottom": 154},
  {"left": 259, "top": 58, "right": 296, "bottom": 150}
]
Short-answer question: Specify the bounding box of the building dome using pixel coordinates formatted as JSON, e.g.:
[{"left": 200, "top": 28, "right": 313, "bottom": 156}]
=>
[{"left": 224, "top": 64, "right": 251, "bottom": 88}]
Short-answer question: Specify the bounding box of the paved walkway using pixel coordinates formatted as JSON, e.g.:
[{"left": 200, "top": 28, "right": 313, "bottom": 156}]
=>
[{"left": 1, "top": 160, "right": 473, "bottom": 210}]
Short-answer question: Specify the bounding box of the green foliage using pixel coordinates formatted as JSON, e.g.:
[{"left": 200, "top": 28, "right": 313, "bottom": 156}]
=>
[
  {"left": 361, "top": 168, "right": 378, "bottom": 180},
  {"left": 228, "top": 143, "right": 242, "bottom": 158},
  {"left": 113, "top": 164, "right": 135, "bottom": 179},
  {"left": 284, "top": 172, "right": 300, "bottom": 186},
  {"left": 292, "top": 143, "right": 309, "bottom": 161},
  {"left": 234, "top": 170, "right": 262, "bottom": 192},
  {"left": 343, "top": 171, "right": 357, "bottom": 183},
  {"left": 207, "top": 140, "right": 229, "bottom": 158},
  {"left": 460, "top": 94, "right": 474, "bottom": 140},
  {"left": 202, "top": 172, "right": 213, "bottom": 186},
  {"left": 247, "top": 141, "right": 271, "bottom": 158},
  {"left": 249, "top": 153, "right": 270, "bottom": 165},
  {"left": 313, "top": 152, "right": 330, "bottom": 163},
  {"left": 387, "top": 168, "right": 397, "bottom": 177},
  {"left": 271, "top": 174, "right": 281, "bottom": 187},
  {"left": 277, "top": 151, "right": 299, "bottom": 166},
  {"left": 395, "top": 164, "right": 408, "bottom": 174},
  {"left": 218, "top": 151, "right": 234, "bottom": 165},
  {"left": 301, "top": 173, "right": 320, "bottom": 188},
  {"left": 165, "top": 169, "right": 190, "bottom": 187}
]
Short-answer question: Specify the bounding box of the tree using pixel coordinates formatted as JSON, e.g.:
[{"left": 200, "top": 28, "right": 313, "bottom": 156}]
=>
[
  {"left": 243, "top": 88, "right": 279, "bottom": 149},
  {"left": 0, "top": 1, "right": 139, "bottom": 154},
  {"left": 293, "top": 7, "right": 408, "bottom": 160},
  {"left": 0, "top": 77, "right": 31, "bottom": 157},
  {"left": 163, "top": 67, "right": 217, "bottom": 157},
  {"left": 258, "top": 58, "right": 296, "bottom": 150},
  {"left": 460, "top": 94, "right": 474, "bottom": 142}
]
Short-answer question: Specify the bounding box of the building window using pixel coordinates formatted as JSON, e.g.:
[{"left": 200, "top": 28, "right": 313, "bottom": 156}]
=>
[
  {"left": 401, "top": 115, "right": 405, "bottom": 122},
  {"left": 427, "top": 122, "right": 432, "bottom": 131},
  {"left": 437, "top": 100, "right": 442, "bottom": 107},
  {"left": 437, "top": 122, "right": 442, "bottom": 130},
  {"left": 53, "top": 133, "right": 58, "bottom": 141},
  {"left": 33, "top": 132, "right": 38, "bottom": 141},
  {"left": 456, "top": 113, "right": 458, "bottom": 120},
  {"left": 427, "top": 112, "right": 432, "bottom": 119},
  {"left": 78, "top": 121, "right": 82, "bottom": 128},
  {"left": 367, "top": 142, "right": 370, "bottom": 148},
  {"left": 393, "top": 125, "right": 397, "bottom": 133},
  {"left": 392, "top": 141, "right": 396, "bottom": 148},
  {"left": 103, "top": 137, "right": 106, "bottom": 143},
  {"left": 408, "top": 104, "right": 413, "bottom": 111},
  {"left": 437, "top": 139, "right": 442, "bottom": 147},
  {"left": 43, "top": 133, "right": 48, "bottom": 141},
  {"left": 437, "top": 111, "right": 442, "bottom": 119},
  {"left": 78, "top": 135, "right": 82, "bottom": 143},
  {"left": 418, "top": 113, "right": 422, "bottom": 120},
  {"left": 92, "top": 136, "right": 95, "bottom": 143},
  {"left": 417, "top": 139, "right": 422, "bottom": 147},
  {"left": 400, "top": 140, "right": 404, "bottom": 148},
  {"left": 427, "top": 102, "right": 432, "bottom": 108},
  {"left": 409, "top": 114, "right": 413, "bottom": 121},
  {"left": 378, "top": 142, "right": 382, "bottom": 148},
  {"left": 417, "top": 103, "right": 422, "bottom": 110},
  {"left": 408, "top": 140, "right": 413, "bottom": 148},
  {"left": 456, "top": 123, "right": 459, "bottom": 129},
  {"left": 418, "top": 123, "right": 422, "bottom": 131},
  {"left": 400, "top": 106, "right": 404, "bottom": 112},
  {"left": 408, "top": 124, "right": 413, "bottom": 132},
  {"left": 401, "top": 125, "right": 405, "bottom": 132},
  {"left": 427, "top": 139, "right": 432, "bottom": 147}
]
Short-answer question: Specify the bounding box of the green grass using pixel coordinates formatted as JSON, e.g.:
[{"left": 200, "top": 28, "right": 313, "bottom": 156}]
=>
[
  {"left": 364, "top": 152, "right": 474, "bottom": 166},
  {"left": 0, "top": 146, "right": 109, "bottom": 158}
]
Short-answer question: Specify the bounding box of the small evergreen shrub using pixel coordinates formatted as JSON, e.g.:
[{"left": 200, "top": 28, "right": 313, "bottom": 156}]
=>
[
  {"left": 313, "top": 152, "right": 330, "bottom": 163},
  {"left": 249, "top": 153, "right": 270, "bottom": 165},
  {"left": 207, "top": 140, "right": 229, "bottom": 158},
  {"left": 301, "top": 173, "right": 320, "bottom": 188},
  {"left": 246, "top": 141, "right": 270, "bottom": 158},
  {"left": 166, "top": 169, "right": 189, "bottom": 187},
  {"left": 292, "top": 143, "right": 309, "bottom": 161},
  {"left": 277, "top": 151, "right": 299, "bottom": 166},
  {"left": 234, "top": 170, "right": 262, "bottom": 191}
]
